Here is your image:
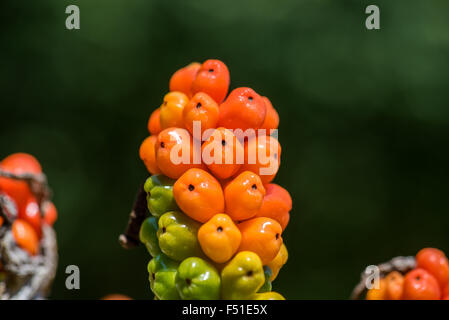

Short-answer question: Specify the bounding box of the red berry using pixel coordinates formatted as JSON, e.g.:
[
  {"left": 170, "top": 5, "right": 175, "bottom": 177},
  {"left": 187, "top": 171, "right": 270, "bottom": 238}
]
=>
[
  {"left": 416, "top": 248, "right": 449, "bottom": 289},
  {"left": 43, "top": 201, "right": 58, "bottom": 226},
  {"left": 402, "top": 268, "right": 441, "bottom": 300},
  {"left": 0, "top": 153, "right": 42, "bottom": 209},
  {"left": 218, "top": 87, "right": 266, "bottom": 130},
  {"left": 169, "top": 62, "right": 201, "bottom": 97},
  {"left": 191, "top": 59, "right": 230, "bottom": 104},
  {"left": 19, "top": 197, "right": 42, "bottom": 238}
]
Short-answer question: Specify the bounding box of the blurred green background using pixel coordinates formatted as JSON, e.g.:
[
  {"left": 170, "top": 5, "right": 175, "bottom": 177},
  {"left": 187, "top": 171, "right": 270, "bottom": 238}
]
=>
[{"left": 1, "top": 0, "right": 449, "bottom": 299}]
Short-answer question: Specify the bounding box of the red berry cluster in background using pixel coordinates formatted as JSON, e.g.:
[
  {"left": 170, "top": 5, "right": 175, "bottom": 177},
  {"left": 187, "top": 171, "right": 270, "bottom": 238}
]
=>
[
  {"left": 366, "top": 248, "right": 449, "bottom": 300},
  {"left": 0, "top": 153, "right": 58, "bottom": 256}
]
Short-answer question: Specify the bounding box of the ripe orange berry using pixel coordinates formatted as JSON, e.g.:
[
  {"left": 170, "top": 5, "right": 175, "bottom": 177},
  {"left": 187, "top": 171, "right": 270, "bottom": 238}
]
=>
[
  {"left": 218, "top": 87, "right": 266, "bottom": 130},
  {"left": 260, "top": 97, "right": 279, "bottom": 131},
  {"left": 191, "top": 59, "right": 230, "bottom": 104},
  {"left": 147, "top": 108, "right": 162, "bottom": 135},
  {"left": 402, "top": 268, "right": 441, "bottom": 300},
  {"left": 0, "top": 153, "right": 42, "bottom": 208},
  {"left": 255, "top": 183, "right": 292, "bottom": 230},
  {"left": 12, "top": 219, "right": 39, "bottom": 256},
  {"left": 384, "top": 271, "right": 404, "bottom": 300},
  {"left": 1, "top": 153, "right": 42, "bottom": 174},
  {"left": 416, "top": 248, "right": 449, "bottom": 289},
  {"left": 223, "top": 171, "right": 265, "bottom": 221},
  {"left": 173, "top": 168, "right": 225, "bottom": 223},
  {"left": 43, "top": 201, "right": 58, "bottom": 226},
  {"left": 156, "top": 128, "right": 203, "bottom": 179},
  {"left": 201, "top": 127, "right": 244, "bottom": 180},
  {"left": 19, "top": 197, "right": 42, "bottom": 239},
  {"left": 366, "top": 278, "right": 387, "bottom": 300},
  {"left": 241, "top": 135, "right": 281, "bottom": 184},
  {"left": 159, "top": 92, "right": 189, "bottom": 129},
  {"left": 183, "top": 92, "right": 219, "bottom": 137},
  {"left": 139, "top": 136, "right": 161, "bottom": 175},
  {"left": 198, "top": 213, "right": 241, "bottom": 263},
  {"left": 238, "top": 217, "right": 283, "bottom": 265},
  {"left": 169, "top": 62, "right": 201, "bottom": 97},
  {"left": 0, "top": 216, "right": 3, "bottom": 227}
]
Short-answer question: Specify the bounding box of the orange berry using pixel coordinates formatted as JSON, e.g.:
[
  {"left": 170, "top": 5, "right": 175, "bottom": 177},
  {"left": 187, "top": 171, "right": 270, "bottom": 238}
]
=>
[
  {"left": 147, "top": 108, "right": 162, "bottom": 135},
  {"left": 43, "top": 201, "right": 58, "bottom": 226},
  {"left": 183, "top": 92, "right": 219, "bottom": 137},
  {"left": 223, "top": 171, "right": 265, "bottom": 221},
  {"left": 12, "top": 219, "right": 39, "bottom": 256},
  {"left": 169, "top": 62, "right": 201, "bottom": 97},
  {"left": 1, "top": 153, "right": 42, "bottom": 174},
  {"left": 365, "top": 279, "right": 387, "bottom": 300},
  {"left": 416, "top": 248, "right": 449, "bottom": 289},
  {"left": 0, "top": 153, "right": 42, "bottom": 208},
  {"left": 218, "top": 87, "right": 266, "bottom": 130},
  {"left": 173, "top": 168, "right": 224, "bottom": 223},
  {"left": 238, "top": 217, "right": 283, "bottom": 265},
  {"left": 156, "top": 128, "right": 203, "bottom": 179},
  {"left": 384, "top": 271, "right": 404, "bottom": 300},
  {"left": 0, "top": 216, "right": 3, "bottom": 227},
  {"left": 139, "top": 136, "right": 161, "bottom": 175},
  {"left": 201, "top": 127, "right": 244, "bottom": 180},
  {"left": 402, "top": 268, "right": 441, "bottom": 300},
  {"left": 241, "top": 135, "right": 281, "bottom": 184},
  {"left": 255, "top": 183, "right": 292, "bottom": 230},
  {"left": 198, "top": 213, "right": 241, "bottom": 263},
  {"left": 191, "top": 59, "right": 230, "bottom": 104},
  {"left": 366, "top": 278, "right": 387, "bottom": 300},
  {"left": 19, "top": 196, "right": 42, "bottom": 239},
  {"left": 260, "top": 97, "right": 279, "bottom": 131},
  {"left": 159, "top": 92, "right": 189, "bottom": 129}
]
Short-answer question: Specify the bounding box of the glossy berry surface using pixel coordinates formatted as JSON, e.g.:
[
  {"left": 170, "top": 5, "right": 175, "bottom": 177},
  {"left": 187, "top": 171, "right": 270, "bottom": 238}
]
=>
[{"left": 137, "top": 59, "right": 291, "bottom": 300}]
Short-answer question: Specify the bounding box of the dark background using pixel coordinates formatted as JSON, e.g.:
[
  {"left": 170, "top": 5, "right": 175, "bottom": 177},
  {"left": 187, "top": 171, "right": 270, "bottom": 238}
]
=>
[{"left": 1, "top": 0, "right": 448, "bottom": 299}]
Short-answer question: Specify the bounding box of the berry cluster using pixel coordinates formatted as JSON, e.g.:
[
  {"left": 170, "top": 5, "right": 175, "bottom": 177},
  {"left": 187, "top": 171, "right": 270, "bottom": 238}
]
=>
[
  {"left": 0, "top": 153, "right": 58, "bottom": 256},
  {"left": 138, "top": 59, "right": 291, "bottom": 300},
  {"left": 366, "top": 248, "right": 449, "bottom": 300}
]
